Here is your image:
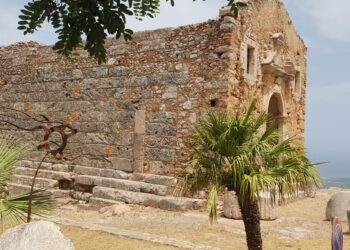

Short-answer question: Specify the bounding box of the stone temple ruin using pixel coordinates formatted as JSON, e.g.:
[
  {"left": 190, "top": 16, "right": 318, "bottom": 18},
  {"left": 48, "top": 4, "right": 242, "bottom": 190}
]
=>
[{"left": 0, "top": 0, "right": 307, "bottom": 212}]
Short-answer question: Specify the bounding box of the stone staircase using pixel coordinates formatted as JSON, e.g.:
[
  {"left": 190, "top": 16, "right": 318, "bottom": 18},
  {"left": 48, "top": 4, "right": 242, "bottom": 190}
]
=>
[
  {"left": 8, "top": 161, "right": 72, "bottom": 199},
  {"left": 7, "top": 160, "right": 205, "bottom": 212}
]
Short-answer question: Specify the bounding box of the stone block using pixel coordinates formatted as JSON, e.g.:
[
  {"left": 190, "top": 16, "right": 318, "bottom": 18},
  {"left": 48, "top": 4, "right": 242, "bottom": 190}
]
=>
[
  {"left": 219, "top": 6, "right": 233, "bottom": 17},
  {"left": 84, "top": 67, "right": 108, "bottom": 78},
  {"left": 92, "top": 186, "right": 205, "bottom": 212},
  {"left": 88, "top": 177, "right": 167, "bottom": 196},
  {"left": 147, "top": 124, "right": 177, "bottom": 136},
  {"left": 223, "top": 16, "right": 235, "bottom": 24},
  {"left": 182, "top": 101, "right": 192, "bottom": 110},
  {"left": 223, "top": 190, "right": 242, "bottom": 219},
  {"left": 0, "top": 220, "right": 75, "bottom": 250},
  {"left": 111, "top": 158, "right": 133, "bottom": 172},
  {"left": 162, "top": 86, "right": 178, "bottom": 99},
  {"left": 151, "top": 72, "right": 188, "bottom": 85},
  {"left": 135, "top": 110, "right": 146, "bottom": 134},
  {"left": 122, "top": 100, "right": 140, "bottom": 110},
  {"left": 100, "top": 169, "right": 130, "bottom": 179},
  {"left": 223, "top": 190, "right": 278, "bottom": 221},
  {"left": 214, "top": 45, "right": 231, "bottom": 54},
  {"left": 147, "top": 136, "right": 177, "bottom": 148},
  {"left": 148, "top": 112, "right": 176, "bottom": 123},
  {"left": 73, "top": 165, "right": 101, "bottom": 176},
  {"left": 148, "top": 161, "right": 174, "bottom": 174},
  {"left": 109, "top": 66, "right": 131, "bottom": 76},
  {"left": 220, "top": 23, "right": 235, "bottom": 31},
  {"left": 143, "top": 174, "right": 175, "bottom": 186},
  {"left": 146, "top": 148, "right": 176, "bottom": 162},
  {"left": 326, "top": 191, "right": 350, "bottom": 221}
]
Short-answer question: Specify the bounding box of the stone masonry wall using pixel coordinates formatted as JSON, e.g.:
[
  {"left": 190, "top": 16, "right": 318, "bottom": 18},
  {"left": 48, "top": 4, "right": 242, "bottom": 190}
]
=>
[
  {"left": 0, "top": 16, "right": 235, "bottom": 174},
  {"left": 0, "top": 0, "right": 307, "bottom": 175},
  {"left": 224, "top": 0, "right": 307, "bottom": 146}
]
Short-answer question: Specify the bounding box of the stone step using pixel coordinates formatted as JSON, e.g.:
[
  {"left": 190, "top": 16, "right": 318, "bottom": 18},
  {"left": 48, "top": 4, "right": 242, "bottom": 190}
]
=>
[
  {"left": 75, "top": 175, "right": 167, "bottom": 196},
  {"left": 73, "top": 165, "right": 176, "bottom": 187},
  {"left": 11, "top": 175, "right": 59, "bottom": 189},
  {"left": 72, "top": 165, "right": 130, "bottom": 180},
  {"left": 15, "top": 167, "right": 72, "bottom": 181},
  {"left": 6, "top": 183, "right": 70, "bottom": 199},
  {"left": 92, "top": 186, "right": 205, "bottom": 212},
  {"left": 129, "top": 173, "right": 176, "bottom": 186},
  {"left": 16, "top": 161, "right": 175, "bottom": 186},
  {"left": 16, "top": 160, "right": 70, "bottom": 172},
  {"left": 77, "top": 197, "right": 125, "bottom": 211}
]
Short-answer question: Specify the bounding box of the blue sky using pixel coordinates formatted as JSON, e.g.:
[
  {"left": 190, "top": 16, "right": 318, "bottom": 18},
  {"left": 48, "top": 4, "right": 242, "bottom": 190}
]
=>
[{"left": 0, "top": 1, "right": 349, "bottom": 178}]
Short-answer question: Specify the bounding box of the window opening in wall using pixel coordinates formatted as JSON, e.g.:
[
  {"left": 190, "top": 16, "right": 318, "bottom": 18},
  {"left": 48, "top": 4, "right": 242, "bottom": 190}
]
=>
[
  {"left": 210, "top": 99, "right": 218, "bottom": 107},
  {"left": 247, "top": 46, "right": 255, "bottom": 75},
  {"left": 267, "top": 94, "right": 283, "bottom": 141},
  {"left": 295, "top": 71, "right": 301, "bottom": 95}
]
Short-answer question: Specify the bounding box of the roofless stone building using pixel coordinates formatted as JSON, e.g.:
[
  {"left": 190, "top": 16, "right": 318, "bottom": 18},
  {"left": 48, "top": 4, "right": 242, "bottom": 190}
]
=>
[{"left": 0, "top": 0, "right": 307, "bottom": 210}]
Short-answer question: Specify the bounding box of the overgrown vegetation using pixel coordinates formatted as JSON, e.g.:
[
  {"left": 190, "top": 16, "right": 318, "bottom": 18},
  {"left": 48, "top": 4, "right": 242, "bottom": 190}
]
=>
[
  {"left": 175, "top": 101, "right": 320, "bottom": 250},
  {"left": 0, "top": 135, "right": 54, "bottom": 232}
]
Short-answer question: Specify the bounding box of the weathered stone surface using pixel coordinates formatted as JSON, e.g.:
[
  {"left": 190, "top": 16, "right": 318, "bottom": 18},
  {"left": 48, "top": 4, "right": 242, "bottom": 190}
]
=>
[
  {"left": 147, "top": 124, "right": 177, "bottom": 136},
  {"left": 129, "top": 173, "right": 176, "bottom": 186},
  {"left": 70, "top": 191, "right": 93, "bottom": 201},
  {"left": 135, "top": 110, "right": 146, "bottom": 134},
  {"left": 92, "top": 186, "right": 205, "bottom": 211},
  {"left": 109, "top": 66, "right": 131, "bottom": 76},
  {"left": 223, "top": 16, "right": 235, "bottom": 24},
  {"left": 11, "top": 175, "right": 59, "bottom": 189},
  {"left": 223, "top": 190, "right": 242, "bottom": 219},
  {"left": 16, "top": 160, "right": 70, "bottom": 172},
  {"left": 15, "top": 167, "right": 72, "bottom": 181},
  {"left": 219, "top": 6, "right": 233, "bottom": 17},
  {"left": 0, "top": 220, "right": 75, "bottom": 250},
  {"left": 83, "top": 67, "right": 108, "bottom": 78},
  {"left": 7, "top": 183, "right": 70, "bottom": 198},
  {"left": 75, "top": 175, "right": 167, "bottom": 196},
  {"left": 146, "top": 148, "right": 176, "bottom": 161},
  {"left": 1, "top": 2, "right": 307, "bottom": 180},
  {"left": 223, "top": 190, "right": 278, "bottom": 221},
  {"left": 214, "top": 45, "right": 231, "bottom": 54},
  {"left": 111, "top": 158, "right": 133, "bottom": 172},
  {"left": 326, "top": 191, "right": 350, "bottom": 221},
  {"left": 162, "top": 86, "right": 178, "bottom": 99}
]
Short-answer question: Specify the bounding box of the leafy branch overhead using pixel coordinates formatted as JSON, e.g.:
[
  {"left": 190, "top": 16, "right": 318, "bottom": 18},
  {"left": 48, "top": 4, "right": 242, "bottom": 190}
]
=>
[{"left": 18, "top": 0, "right": 246, "bottom": 64}]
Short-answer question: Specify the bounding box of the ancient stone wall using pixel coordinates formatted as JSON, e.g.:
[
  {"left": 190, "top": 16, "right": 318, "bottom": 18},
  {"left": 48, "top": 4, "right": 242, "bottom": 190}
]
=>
[
  {"left": 0, "top": 0, "right": 307, "bottom": 175},
  {"left": 0, "top": 16, "right": 235, "bottom": 174},
  {"left": 225, "top": 0, "right": 307, "bottom": 146}
]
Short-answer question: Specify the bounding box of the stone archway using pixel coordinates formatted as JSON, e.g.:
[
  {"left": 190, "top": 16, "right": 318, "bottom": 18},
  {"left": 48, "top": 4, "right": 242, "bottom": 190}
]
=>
[{"left": 267, "top": 93, "right": 284, "bottom": 139}]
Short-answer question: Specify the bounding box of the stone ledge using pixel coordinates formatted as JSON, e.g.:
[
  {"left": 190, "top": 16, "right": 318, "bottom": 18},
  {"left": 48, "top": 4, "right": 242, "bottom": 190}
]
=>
[
  {"left": 92, "top": 186, "right": 205, "bottom": 212},
  {"left": 76, "top": 175, "right": 167, "bottom": 196}
]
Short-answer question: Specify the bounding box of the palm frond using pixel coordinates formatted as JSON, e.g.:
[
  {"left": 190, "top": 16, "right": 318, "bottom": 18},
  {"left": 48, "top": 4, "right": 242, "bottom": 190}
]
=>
[
  {"left": 0, "top": 189, "right": 54, "bottom": 231},
  {"left": 174, "top": 101, "right": 320, "bottom": 219},
  {"left": 207, "top": 186, "right": 218, "bottom": 224},
  {"left": 0, "top": 135, "right": 26, "bottom": 186}
]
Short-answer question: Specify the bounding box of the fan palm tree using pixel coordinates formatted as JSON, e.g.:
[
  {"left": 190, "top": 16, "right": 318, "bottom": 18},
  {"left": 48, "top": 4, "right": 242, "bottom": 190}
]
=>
[
  {"left": 175, "top": 101, "right": 320, "bottom": 250},
  {"left": 0, "top": 135, "right": 54, "bottom": 232}
]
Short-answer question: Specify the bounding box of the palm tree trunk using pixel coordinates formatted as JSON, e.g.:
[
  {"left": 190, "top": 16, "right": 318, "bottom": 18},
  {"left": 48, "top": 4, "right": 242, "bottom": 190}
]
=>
[{"left": 239, "top": 198, "right": 263, "bottom": 250}]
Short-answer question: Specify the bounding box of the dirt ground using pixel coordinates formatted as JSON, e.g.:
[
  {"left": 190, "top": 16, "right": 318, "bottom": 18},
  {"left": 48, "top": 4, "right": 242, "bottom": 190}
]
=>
[
  {"left": 60, "top": 225, "right": 178, "bottom": 250},
  {"left": 55, "top": 188, "right": 350, "bottom": 250}
]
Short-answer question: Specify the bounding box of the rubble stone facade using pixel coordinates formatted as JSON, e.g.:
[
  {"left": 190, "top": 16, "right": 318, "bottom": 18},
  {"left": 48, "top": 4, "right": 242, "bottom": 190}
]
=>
[{"left": 0, "top": 0, "right": 307, "bottom": 175}]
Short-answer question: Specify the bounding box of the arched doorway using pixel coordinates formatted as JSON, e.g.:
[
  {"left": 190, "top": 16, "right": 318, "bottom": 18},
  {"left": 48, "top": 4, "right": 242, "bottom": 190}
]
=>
[{"left": 267, "top": 93, "right": 284, "bottom": 138}]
